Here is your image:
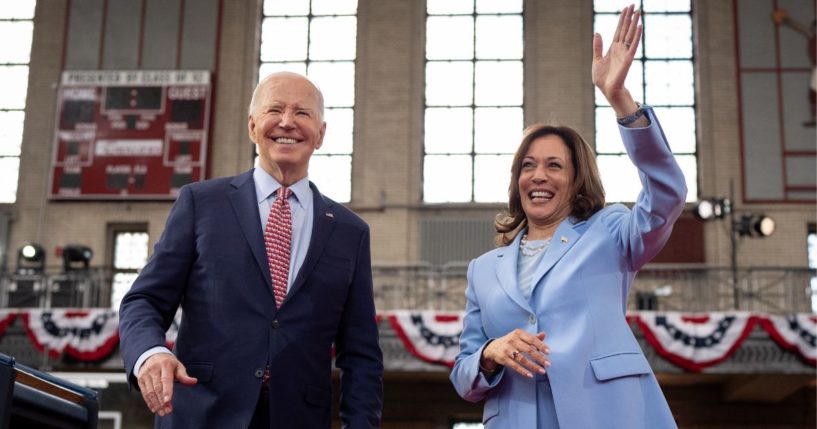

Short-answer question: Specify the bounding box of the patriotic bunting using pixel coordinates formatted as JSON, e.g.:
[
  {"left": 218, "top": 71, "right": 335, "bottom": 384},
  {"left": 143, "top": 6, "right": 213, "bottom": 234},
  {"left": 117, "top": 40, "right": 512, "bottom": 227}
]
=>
[
  {"left": 388, "top": 310, "right": 463, "bottom": 367},
  {"left": 20, "top": 309, "right": 120, "bottom": 361},
  {"left": 0, "top": 310, "right": 16, "bottom": 338},
  {"left": 0, "top": 310, "right": 813, "bottom": 370},
  {"left": 758, "top": 314, "right": 817, "bottom": 366},
  {"left": 634, "top": 311, "right": 758, "bottom": 371}
]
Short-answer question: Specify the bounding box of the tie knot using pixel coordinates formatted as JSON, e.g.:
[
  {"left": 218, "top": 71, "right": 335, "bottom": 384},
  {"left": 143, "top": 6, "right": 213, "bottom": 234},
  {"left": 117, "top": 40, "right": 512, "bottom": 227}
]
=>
[{"left": 277, "top": 187, "right": 292, "bottom": 201}]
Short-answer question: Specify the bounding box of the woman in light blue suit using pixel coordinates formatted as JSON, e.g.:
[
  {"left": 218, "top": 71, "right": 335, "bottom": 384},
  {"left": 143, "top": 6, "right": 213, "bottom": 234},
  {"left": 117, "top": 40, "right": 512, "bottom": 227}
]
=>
[{"left": 450, "top": 5, "right": 686, "bottom": 428}]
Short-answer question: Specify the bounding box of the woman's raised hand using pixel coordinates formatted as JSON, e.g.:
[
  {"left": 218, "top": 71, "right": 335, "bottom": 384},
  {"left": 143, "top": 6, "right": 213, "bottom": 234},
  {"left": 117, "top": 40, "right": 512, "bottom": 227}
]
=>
[{"left": 592, "top": 4, "right": 642, "bottom": 116}]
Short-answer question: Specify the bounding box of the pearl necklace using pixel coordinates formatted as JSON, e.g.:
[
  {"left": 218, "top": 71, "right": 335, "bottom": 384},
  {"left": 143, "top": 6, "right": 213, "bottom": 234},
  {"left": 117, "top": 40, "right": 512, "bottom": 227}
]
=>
[{"left": 519, "top": 234, "right": 551, "bottom": 257}]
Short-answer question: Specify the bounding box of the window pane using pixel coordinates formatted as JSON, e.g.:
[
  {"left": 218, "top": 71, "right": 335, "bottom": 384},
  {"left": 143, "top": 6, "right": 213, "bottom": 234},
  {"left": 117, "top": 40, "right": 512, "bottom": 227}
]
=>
[
  {"left": 652, "top": 107, "right": 696, "bottom": 153},
  {"left": 476, "top": 16, "right": 522, "bottom": 59},
  {"left": 111, "top": 272, "right": 138, "bottom": 310},
  {"left": 0, "top": 111, "right": 24, "bottom": 156},
  {"left": 474, "top": 107, "right": 522, "bottom": 153},
  {"left": 475, "top": 61, "right": 523, "bottom": 106},
  {"left": 594, "top": 107, "right": 623, "bottom": 154},
  {"left": 258, "top": 62, "right": 307, "bottom": 82},
  {"left": 426, "top": 16, "right": 474, "bottom": 60},
  {"left": 644, "top": 15, "right": 692, "bottom": 59},
  {"left": 426, "top": 61, "right": 474, "bottom": 106},
  {"left": 0, "top": 157, "right": 19, "bottom": 203},
  {"left": 675, "top": 154, "right": 697, "bottom": 202},
  {"left": 595, "top": 60, "right": 642, "bottom": 106},
  {"left": 260, "top": 18, "right": 308, "bottom": 61},
  {"left": 425, "top": 107, "right": 473, "bottom": 154},
  {"left": 264, "top": 0, "right": 309, "bottom": 16},
  {"left": 596, "top": 108, "right": 697, "bottom": 154},
  {"left": 642, "top": 0, "right": 690, "bottom": 12},
  {"left": 593, "top": 0, "right": 636, "bottom": 13},
  {"left": 427, "top": 0, "right": 473, "bottom": 15},
  {"left": 598, "top": 154, "right": 640, "bottom": 202},
  {"left": 114, "top": 232, "right": 149, "bottom": 269},
  {"left": 308, "top": 61, "right": 355, "bottom": 107},
  {"left": 0, "top": 0, "right": 36, "bottom": 19},
  {"left": 321, "top": 108, "right": 353, "bottom": 154},
  {"left": 0, "top": 22, "right": 33, "bottom": 63},
  {"left": 310, "top": 16, "right": 357, "bottom": 60},
  {"left": 309, "top": 155, "right": 351, "bottom": 202},
  {"left": 477, "top": 0, "right": 522, "bottom": 14},
  {"left": 424, "top": 155, "right": 472, "bottom": 202},
  {"left": 474, "top": 154, "right": 512, "bottom": 202},
  {"left": 645, "top": 60, "right": 694, "bottom": 105},
  {"left": 311, "top": 0, "right": 357, "bottom": 15},
  {"left": 0, "top": 66, "right": 28, "bottom": 109}
]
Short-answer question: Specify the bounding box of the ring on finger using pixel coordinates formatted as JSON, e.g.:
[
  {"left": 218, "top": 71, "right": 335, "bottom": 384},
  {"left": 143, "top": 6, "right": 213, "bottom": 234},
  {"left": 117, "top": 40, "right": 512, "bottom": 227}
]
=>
[{"left": 511, "top": 350, "right": 519, "bottom": 361}]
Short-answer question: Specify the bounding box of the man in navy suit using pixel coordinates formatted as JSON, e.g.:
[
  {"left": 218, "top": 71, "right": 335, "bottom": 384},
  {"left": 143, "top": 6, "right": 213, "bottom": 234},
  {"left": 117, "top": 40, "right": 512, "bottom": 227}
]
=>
[{"left": 119, "top": 72, "right": 383, "bottom": 428}]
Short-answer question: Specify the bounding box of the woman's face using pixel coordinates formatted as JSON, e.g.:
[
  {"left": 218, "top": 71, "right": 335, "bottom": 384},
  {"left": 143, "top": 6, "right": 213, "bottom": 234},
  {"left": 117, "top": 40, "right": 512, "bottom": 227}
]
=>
[{"left": 518, "top": 134, "right": 576, "bottom": 231}]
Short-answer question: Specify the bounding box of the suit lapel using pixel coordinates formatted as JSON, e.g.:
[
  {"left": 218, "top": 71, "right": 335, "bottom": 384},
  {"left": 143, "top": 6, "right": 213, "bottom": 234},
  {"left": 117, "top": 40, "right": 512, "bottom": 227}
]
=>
[
  {"left": 227, "top": 170, "right": 273, "bottom": 292},
  {"left": 495, "top": 234, "right": 533, "bottom": 312},
  {"left": 530, "top": 218, "right": 585, "bottom": 293},
  {"left": 285, "top": 183, "right": 336, "bottom": 304}
]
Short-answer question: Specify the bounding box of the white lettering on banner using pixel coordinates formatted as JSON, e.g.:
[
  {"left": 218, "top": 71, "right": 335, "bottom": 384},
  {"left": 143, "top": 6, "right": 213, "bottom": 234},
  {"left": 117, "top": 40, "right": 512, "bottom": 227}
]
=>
[
  {"left": 95, "top": 140, "right": 163, "bottom": 156},
  {"left": 62, "top": 71, "right": 210, "bottom": 86}
]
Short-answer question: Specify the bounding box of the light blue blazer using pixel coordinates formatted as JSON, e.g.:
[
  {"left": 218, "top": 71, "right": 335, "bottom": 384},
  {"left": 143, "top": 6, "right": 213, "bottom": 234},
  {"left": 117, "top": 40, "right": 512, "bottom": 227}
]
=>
[{"left": 450, "top": 107, "right": 686, "bottom": 429}]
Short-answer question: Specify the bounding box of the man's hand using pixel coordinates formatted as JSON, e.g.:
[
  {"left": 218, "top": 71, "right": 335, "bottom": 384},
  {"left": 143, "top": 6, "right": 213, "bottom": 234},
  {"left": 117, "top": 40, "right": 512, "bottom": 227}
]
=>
[{"left": 136, "top": 353, "right": 197, "bottom": 416}]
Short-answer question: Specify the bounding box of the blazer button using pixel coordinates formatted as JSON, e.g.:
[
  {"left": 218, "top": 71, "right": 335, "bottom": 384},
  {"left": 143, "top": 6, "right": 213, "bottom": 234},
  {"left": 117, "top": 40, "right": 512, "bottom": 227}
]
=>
[
  {"left": 254, "top": 369, "right": 264, "bottom": 378},
  {"left": 528, "top": 314, "right": 536, "bottom": 325},
  {"left": 271, "top": 320, "right": 280, "bottom": 329}
]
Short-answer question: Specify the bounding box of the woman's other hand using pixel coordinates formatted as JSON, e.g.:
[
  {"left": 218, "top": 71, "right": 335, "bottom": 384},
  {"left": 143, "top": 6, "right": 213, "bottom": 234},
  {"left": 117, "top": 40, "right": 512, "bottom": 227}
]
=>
[{"left": 480, "top": 330, "right": 550, "bottom": 378}]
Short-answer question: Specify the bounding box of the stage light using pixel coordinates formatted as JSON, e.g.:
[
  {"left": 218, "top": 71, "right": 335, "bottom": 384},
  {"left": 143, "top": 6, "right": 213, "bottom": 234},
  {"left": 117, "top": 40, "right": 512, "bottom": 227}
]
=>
[
  {"left": 16, "top": 243, "right": 45, "bottom": 275},
  {"left": 693, "top": 198, "right": 731, "bottom": 220},
  {"left": 62, "top": 244, "right": 93, "bottom": 272},
  {"left": 737, "top": 214, "right": 776, "bottom": 237}
]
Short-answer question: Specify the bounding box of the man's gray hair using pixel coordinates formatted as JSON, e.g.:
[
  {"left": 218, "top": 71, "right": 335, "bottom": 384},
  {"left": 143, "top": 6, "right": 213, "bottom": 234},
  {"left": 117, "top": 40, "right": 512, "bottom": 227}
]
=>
[{"left": 247, "top": 72, "right": 325, "bottom": 119}]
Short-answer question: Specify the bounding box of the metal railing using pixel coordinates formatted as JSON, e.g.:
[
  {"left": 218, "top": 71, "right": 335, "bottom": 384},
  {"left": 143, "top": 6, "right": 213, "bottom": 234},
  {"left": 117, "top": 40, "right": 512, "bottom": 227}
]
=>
[
  {"left": 1, "top": 265, "right": 814, "bottom": 314},
  {"left": 370, "top": 263, "right": 815, "bottom": 314}
]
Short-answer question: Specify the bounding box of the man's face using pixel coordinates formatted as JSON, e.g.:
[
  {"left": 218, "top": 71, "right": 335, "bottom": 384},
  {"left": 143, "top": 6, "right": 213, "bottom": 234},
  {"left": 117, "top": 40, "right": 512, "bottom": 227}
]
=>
[{"left": 248, "top": 73, "right": 326, "bottom": 183}]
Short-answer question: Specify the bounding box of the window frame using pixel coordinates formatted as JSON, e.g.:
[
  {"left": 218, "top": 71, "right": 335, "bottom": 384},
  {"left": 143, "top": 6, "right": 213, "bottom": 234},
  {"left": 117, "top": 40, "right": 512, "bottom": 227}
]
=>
[
  {"left": 422, "top": 1, "right": 525, "bottom": 204},
  {"left": 256, "top": 0, "right": 358, "bottom": 203},
  {"left": 592, "top": 1, "right": 698, "bottom": 203}
]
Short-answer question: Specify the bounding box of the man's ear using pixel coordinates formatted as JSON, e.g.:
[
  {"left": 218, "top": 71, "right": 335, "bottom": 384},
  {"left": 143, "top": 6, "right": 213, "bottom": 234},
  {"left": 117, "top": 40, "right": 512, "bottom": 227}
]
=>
[
  {"left": 248, "top": 114, "right": 257, "bottom": 143},
  {"left": 315, "top": 121, "right": 326, "bottom": 149}
]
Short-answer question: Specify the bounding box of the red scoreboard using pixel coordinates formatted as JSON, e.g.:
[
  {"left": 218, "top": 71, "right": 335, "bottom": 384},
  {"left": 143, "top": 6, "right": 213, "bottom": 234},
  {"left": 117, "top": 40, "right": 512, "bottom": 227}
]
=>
[{"left": 50, "top": 70, "right": 212, "bottom": 200}]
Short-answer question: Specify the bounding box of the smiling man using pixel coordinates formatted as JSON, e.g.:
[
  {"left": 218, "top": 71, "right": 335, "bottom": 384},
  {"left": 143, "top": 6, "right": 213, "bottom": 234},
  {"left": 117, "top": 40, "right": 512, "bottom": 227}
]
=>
[{"left": 119, "top": 72, "right": 383, "bottom": 429}]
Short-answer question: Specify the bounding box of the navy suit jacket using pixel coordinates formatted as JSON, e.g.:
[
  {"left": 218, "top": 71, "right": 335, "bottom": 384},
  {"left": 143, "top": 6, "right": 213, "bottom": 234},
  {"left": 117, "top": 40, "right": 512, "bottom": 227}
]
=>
[{"left": 119, "top": 170, "right": 383, "bottom": 428}]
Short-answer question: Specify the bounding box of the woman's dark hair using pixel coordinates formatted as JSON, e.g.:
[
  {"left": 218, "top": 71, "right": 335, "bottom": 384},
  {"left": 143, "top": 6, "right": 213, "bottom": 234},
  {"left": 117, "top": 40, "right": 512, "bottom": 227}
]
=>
[{"left": 495, "top": 124, "right": 606, "bottom": 246}]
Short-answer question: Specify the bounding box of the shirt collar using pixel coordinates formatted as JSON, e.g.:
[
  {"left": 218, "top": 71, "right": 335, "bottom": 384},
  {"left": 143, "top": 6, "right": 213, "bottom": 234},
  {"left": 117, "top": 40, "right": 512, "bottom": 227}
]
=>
[{"left": 253, "top": 167, "right": 310, "bottom": 210}]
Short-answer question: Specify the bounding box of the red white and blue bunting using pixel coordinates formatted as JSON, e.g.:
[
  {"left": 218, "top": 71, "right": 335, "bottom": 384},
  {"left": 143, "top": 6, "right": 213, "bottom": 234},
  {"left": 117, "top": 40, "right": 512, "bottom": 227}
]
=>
[
  {"left": 21, "top": 309, "right": 120, "bottom": 361},
  {"left": 633, "top": 311, "right": 758, "bottom": 371},
  {"left": 0, "top": 310, "right": 813, "bottom": 370},
  {"left": 758, "top": 314, "right": 817, "bottom": 366},
  {"left": 0, "top": 309, "right": 16, "bottom": 338},
  {"left": 388, "top": 310, "right": 463, "bottom": 367}
]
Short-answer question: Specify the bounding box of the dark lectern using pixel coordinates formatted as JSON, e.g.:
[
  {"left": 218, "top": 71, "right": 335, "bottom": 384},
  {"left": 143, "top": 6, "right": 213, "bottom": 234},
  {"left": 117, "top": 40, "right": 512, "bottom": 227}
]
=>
[{"left": 0, "top": 353, "right": 98, "bottom": 429}]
